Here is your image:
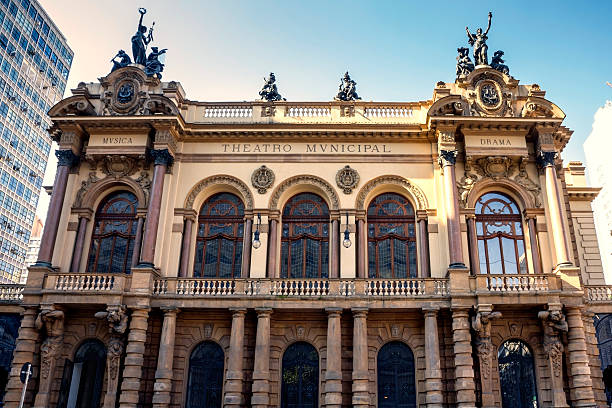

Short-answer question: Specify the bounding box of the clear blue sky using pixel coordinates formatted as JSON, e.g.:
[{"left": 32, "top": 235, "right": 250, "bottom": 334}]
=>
[{"left": 39, "top": 0, "right": 612, "bottom": 165}]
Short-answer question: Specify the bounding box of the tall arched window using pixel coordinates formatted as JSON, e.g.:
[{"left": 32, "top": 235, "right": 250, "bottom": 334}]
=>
[
  {"left": 57, "top": 339, "right": 106, "bottom": 408},
  {"left": 281, "top": 342, "right": 319, "bottom": 408},
  {"left": 377, "top": 341, "right": 416, "bottom": 408},
  {"left": 280, "top": 193, "right": 329, "bottom": 278},
  {"left": 498, "top": 340, "right": 538, "bottom": 408},
  {"left": 194, "top": 193, "right": 244, "bottom": 278},
  {"left": 186, "top": 341, "right": 224, "bottom": 408},
  {"left": 87, "top": 191, "right": 138, "bottom": 274},
  {"left": 367, "top": 193, "right": 417, "bottom": 278},
  {"left": 475, "top": 193, "right": 527, "bottom": 274}
]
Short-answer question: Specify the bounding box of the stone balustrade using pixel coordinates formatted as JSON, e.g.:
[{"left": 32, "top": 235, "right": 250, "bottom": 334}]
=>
[
  {"left": 0, "top": 284, "right": 23, "bottom": 302},
  {"left": 479, "top": 273, "right": 551, "bottom": 292},
  {"left": 585, "top": 285, "right": 612, "bottom": 302},
  {"left": 202, "top": 104, "right": 253, "bottom": 118},
  {"left": 285, "top": 105, "right": 331, "bottom": 117},
  {"left": 45, "top": 273, "right": 127, "bottom": 292}
]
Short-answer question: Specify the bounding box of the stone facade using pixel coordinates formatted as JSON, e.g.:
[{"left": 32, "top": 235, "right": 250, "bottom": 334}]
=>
[{"left": 0, "top": 63, "right": 610, "bottom": 408}]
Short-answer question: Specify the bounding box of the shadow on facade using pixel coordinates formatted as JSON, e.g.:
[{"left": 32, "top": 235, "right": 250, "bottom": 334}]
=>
[{"left": 595, "top": 314, "right": 612, "bottom": 405}]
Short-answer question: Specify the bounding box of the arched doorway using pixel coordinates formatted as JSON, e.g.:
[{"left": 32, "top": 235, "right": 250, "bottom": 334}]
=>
[
  {"left": 377, "top": 341, "right": 416, "bottom": 408},
  {"left": 185, "top": 341, "right": 224, "bottom": 408},
  {"left": 498, "top": 339, "right": 538, "bottom": 408},
  {"left": 57, "top": 339, "right": 106, "bottom": 408},
  {"left": 281, "top": 342, "right": 319, "bottom": 408}
]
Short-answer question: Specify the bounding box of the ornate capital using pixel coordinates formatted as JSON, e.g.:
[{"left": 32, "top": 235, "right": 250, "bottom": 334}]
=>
[
  {"left": 150, "top": 148, "right": 174, "bottom": 167},
  {"left": 55, "top": 149, "right": 79, "bottom": 167},
  {"left": 438, "top": 149, "right": 458, "bottom": 166},
  {"left": 536, "top": 151, "right": 556, "bottom": 168}
]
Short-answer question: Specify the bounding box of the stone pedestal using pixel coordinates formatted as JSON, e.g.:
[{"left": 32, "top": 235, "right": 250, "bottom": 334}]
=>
[
  {"left": 119, "top": 308, "right": 150, "bottom": 408},
  {"left": 223, "top": 308, "right": 246, "bottom": 407},
  {"left": 324, "top": 308, "right": 342, "bottom": 408},
  {"left": 251, "top": 308, "right": 272, "bottom": 408},
  {"left": 566, "top": 307, "right": 595, "bottom": 407},
  {"left": 423, "top": 307, "right": 443, "bottom": 408},
  {"left": 152, "top": 308, "right": 179, "bottom": 408},
  {"left": 451, "top": 308, "right": 476, "bottom": 407},
  {"left": 351, "top": 308, "right": 369, "bottom": 408}
]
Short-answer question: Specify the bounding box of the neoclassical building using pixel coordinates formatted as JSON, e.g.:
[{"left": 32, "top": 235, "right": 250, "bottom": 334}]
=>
[{"left": 1, "top": 62, "right": 611, "bottom": 408}]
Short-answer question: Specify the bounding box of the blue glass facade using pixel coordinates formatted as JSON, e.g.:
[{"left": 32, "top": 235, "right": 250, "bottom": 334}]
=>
[{"left": 0, "top": 0, "right": 72, "bottom": 282}]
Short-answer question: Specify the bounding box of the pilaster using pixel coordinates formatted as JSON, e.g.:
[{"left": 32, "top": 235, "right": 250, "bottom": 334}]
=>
[
  {"left": 223, "top": 308, "right": 246, "bottom": 408},
  {"left": 451, "top": 307, "right": 476, "bottom": 407},
  {"left": 566, "top": 307, "right": 596, "bottom": 407},
  {"left": 351, "top": 307, "right": 369, "bottom": 408},
  {"left": 251, "top": 308, "right": 272, "bottom": 408},
  {"left": 152, "top": 307, "right": 180, "bottom": 408},
  {"left": 423, "top": 306, "right": 443, "bottom": 408},
  {"left": 324, "top": 307, "right": 342, "bottom": 408},
  {"left": 119, "top": 307, "right": 150, "bottom": 408}
]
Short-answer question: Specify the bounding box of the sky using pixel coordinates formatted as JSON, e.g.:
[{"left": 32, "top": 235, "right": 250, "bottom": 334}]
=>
[{"left": 35, "top": 0, "right": 612, "bottom": 218}]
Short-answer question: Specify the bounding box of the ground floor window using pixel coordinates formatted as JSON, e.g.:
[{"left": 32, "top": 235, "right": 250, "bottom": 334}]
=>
[
  {"left": 186, "top": 341, "right": 224, "bottom": 408},
  {"left": 281, "top": 342, "right": 319, "bottom": 408},
  {"left": 377, "top": 341, "right": 416, "bottom": 408},
  {"left": 498, "top": 339, "right": 538, "bottom": 408}
]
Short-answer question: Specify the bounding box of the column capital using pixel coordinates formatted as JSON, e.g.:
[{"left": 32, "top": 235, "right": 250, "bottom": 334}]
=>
[
  {"left": 229, "top": 307, "right": 247, "bottom": 316},
  {"left": 438, "top": 149, "right": 458, "bottom": 167},
  {"left": 255, "top": 307, "right": 273, "bottom": 317},
  {"left": 450, "top": 306, "right": 471, "bottom": 316},
  {"left": 351, "top": 307, "right": 368, "bottom": 317},
  {"left": 325, "top": 307, "right": 343, "bottom": 316},
  {"left": 422, "top": 306, "right": 440, "bottom": 316},
  {"left": 160, "top": 306, "right": 180, "bottom": 316},
  {"left": 55, "top": 149, "right": 80, "bottom": 167},
  {"left": 150, "top": 148, "right": 174, "bottom": 167},
  {"left": 416, "top": 209, "right": 429, "bottom": 221},
  {"left": 536, "top": 150, "right": 557, "bottom": 168},
  {"left": 174, "top": 208, "right": 198, "bottom": 221}
]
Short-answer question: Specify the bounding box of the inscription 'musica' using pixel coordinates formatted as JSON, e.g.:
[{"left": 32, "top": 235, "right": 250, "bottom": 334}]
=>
[
  {"left": 480, "top": 138, "right": 511, "bottom": 146},
  {"left": 102, "top": 137, "right": 133, "bottom": 144},
  {"left": 221, "top": 143, "right": 391, "bottom": 153}
]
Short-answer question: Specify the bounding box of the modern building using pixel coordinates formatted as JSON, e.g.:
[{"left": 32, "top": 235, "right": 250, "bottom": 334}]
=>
[
  {"left": 0, "top": 0, "right": 73, "bottom": 284},
  {"left": 21, "top": 214, "right": 42, "bottom": 283},
  {"left": 584, "top": 101, "right": 612, "bottom": 284}
]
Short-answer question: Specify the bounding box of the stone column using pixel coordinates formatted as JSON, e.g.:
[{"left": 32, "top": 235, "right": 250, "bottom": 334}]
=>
[
  {"left": 251, "top": 308, "right": 272, "bottom": 408},
  {"left": 152, "top": 307, "right": 179, "bottom": 408},
  {"left": 139, "top": 149, "right": 173, "bottom": 267},
  {"left": 131, "top": 214, "right": 145, "bottom": 267},
  {"left": 356, "top": 216, "right": 366, "bottom": 278},
  {"left": 417, "top": 212, "right": 431, "bottom": 278},
  {"left": 324, "top": 308, "right": 342, "bottom": 408},
  {"left": 267, "top": 218, "right": 278, "bottom": 278},
  {"left": 70, "top": 213, "right": 90, "bottom": 272},
  {"left": 566, "top": 307, "right": 596, "bottom": 407},
  {"left": 224, "top": 308, "right": 246, "bottom": 408},
  {"left": 36, "top": 150, "right": 79, "bottom": 267},
  {"left": 440, "top": 150, "right": 465, "bottom": 268},
  {"left": 4, "top": 307, "right": 39, "bottom": 407},
  {"left": 538, "top": 307, "right": 569, "bottom": 407},
  {"left": 241, "top": 217, "right": 253, "bottom": 278},
  {"left": 119, "top": 308, "right": 150, "bottom": 408},
  {"left": 423, "top": 307, "right": 443, "bottom": 408},
  {"left": 451, "top": 308, "right": 476, "bottom": 407},
  {"left": 330, "top": 218, "right": 340, "bottom": 278},
  {"left": 352, "top": 308, "right": 369, "bottom": 408},
  {"left": 524, "top": 213, "right": 543, "bottom": 274},
  {"left": 33, "top": 308, "right": 65, "bottom": 408},
  {"left": 471, "top": 306, "right": 502, "bottom": 408},
  {"left": 178, "top": 217, "right": 195, "bottom": 277},
  {"left": 538, "top": 151, "right": 571, "bottom": 266},
  {"left": 465, "top": 213, "right": 481, "bottom": 275}
]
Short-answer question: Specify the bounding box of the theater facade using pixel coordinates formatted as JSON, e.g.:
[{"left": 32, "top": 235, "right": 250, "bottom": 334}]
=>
[{"left": 2, "top": 60, "right": 612, "bottom": 408}]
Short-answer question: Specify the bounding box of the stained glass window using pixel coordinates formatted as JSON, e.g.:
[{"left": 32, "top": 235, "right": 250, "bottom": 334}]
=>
[
  {"left": 475, "top": 193, "right": 527, "bottom": 274},
  {"left": 194, "top": 193, "right": 244, "bottom": 278},
  {"left": 186, "top": 341, "right": 224, "bottom": 408},
  {"left": 377, "top": 341, "right": 416, "bottom": 408},
  {"left": 367, "top": 193, "right": 417, "bottom": 278},
  {"left": 281, "top": 342, "right": 319, "bottom": 408},
  {"left": 86, "top": 191, "right": 138, "bottom": 274},
  {"left": 281, "top": 193, "right": 329, "bottom": 278},
  {"left": 498, "top": 340, "right": 538, "bottom": 408}
]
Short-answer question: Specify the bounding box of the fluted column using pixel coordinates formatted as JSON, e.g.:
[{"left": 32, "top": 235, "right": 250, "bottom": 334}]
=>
[
  {"left": 524, "top": 212, "right": 543, "bottom": 274},
  {"left": 241, "top": 217, "right": 253, "bottom": 277},
  {"left": 538, "top": 151, "right": 571, "bottom": 266},
  {"left": 465, "top": 213, "right": 480, "bottom": 275},
  {"left": 119, "top": 308, "right": 150, "bottom": 408},
  {"left": 224, "top": 308, "right": 246, "bottom": 407},
  {"left": 36, "top": 149, "right": 79, "bottom": 267},
  {"left": 251, "top": 308, "right": 272, "bottom": 408},
  {"left": 178, "top": 216, "right": 195, "bottom": 277},
  {"left": 267, "top": 218, "right": 278, "bottom": 278},
  {"left": 131, "top": 214, "right": 145, "bottom": 267},
  {"left": 356, "top": 216, "right": 366, "bottom": 278},
  {"left": 352, "top": 308, "right": 369, "bottom": 408},
  {"left": 451, "top": 308, "right": 476, "bottom": 407},
  {"left": 139, "top": 149, "right": 173, "bottom": 267},
  {"left": 330, "top": 218, "right": 340, "bottom": 278},
  {"left": 417, "top": 212, "right": 431, "bottom": 278},
  {"left": 423, "top": 307, "right": 443, "bottom": 408},
  {"left": 440, "top": 150, "right": 465, "bottom": 268},
  {"left": 566, "top": 307, "right": 596, "bottom": 407},
  {"left": 324, "top": 308, "right": 342, "bottom": 408},
  {"left": 70, "top": 212, "right": 91, "bottom": 272},
  {"left": 152, "top": 307, "right": 179, "bottom": 408}
]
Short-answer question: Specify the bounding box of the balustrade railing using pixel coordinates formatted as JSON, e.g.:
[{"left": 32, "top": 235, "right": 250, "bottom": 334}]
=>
[
  {"left": 203, "top": 105, "right": 253, "bottom": 118},
  {"left": 585, "top": 285, "right": 612, "bottom": 302},
  {"left": 484, "top": 274, "right": 549, "bottom": 292},
  {"left": 285, "top": 106, "right": 331, "bottom": 117},
  {"left": 270, "top": 279, "right": 329, "bottom": 296},
  {"left": 364, "top": 106, "right": 413, "bottom": 118},
  {"left": 53, "top": 274, "right": 117, "bottom": 291},
  {"left": 0, "top": 284, "right": 23, "bottom": 302},
  {"left": 366, "top": 279, "right": 425, "bottom": 296}
]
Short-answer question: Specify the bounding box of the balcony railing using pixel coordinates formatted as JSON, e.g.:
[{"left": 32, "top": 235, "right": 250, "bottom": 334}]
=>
[
  {"left": 585, "top": 285, "right": 612, "bottom": 302},
  {"left": 480, "top": 274, "right": 550, "bottom": 292},
  {"left": 0, "top": 284, "right": 23, "bottom": 302},
  {"left": 46, "top": 273, "right": 128, "bottom": 292}
]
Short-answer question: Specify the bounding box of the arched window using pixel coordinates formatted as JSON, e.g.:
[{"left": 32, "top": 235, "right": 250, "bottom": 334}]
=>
[
  {"left": 281, "top": 342, "right": 319, "bottom": 408},
  {"left": 281, "top": 193, "right": 329, "bottom": 278},
  {"left": 475, "top": 193, "right": 527, "bottom": 274},
  {"left": 377, "top": 341, "right": 416, "bottom": 408},
  {"left": 194, "top": 193, "right": 245, "bottom": 278},
  {"left": 57, "top": 339, "right": 106, "bottom": 408},
  {"left": 186, "top": 341, "right": 224, "bottom": 408},
  {"left": 498, "top": 340, "right": 538, "bottom": 408},
  {"left": 86, "top": 191, "right": 138, "bottom": 274},
  {"left": 367, "top": 193, "right": 417, "bottom": 278}
]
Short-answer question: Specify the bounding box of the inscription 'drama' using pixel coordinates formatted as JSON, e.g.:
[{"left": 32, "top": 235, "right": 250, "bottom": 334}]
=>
[
  {"left": 221, "top": 143, "right": 392, "bottom": 153},
  {"left": 480, "top": 138, "right": 511, "bottom": 146}
]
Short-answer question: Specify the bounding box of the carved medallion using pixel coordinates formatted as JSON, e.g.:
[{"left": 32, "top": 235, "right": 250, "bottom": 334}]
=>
[
  {"left": 251, "top": 165, "right": 275, "bottom": 194},
  {"left": 480, "top": 82, "right": 500, "bottom": 107},
  {"left": 336, "top": 165, "right": 359, "bottom": 194},
  {"left": 101, "top": 155, "right": 138, "bottom": 178},
  {"left": 117, "top": 82, "right": 134, "bottom": 104},
  {"left": 204, "top": 324, "right": 213, "bottom": 338},
  {"left": 296, "top": 326, "right": 305, "bottom": 338},
  {"left": 391, "top": 324, "right": 400, "bottom": 338}
]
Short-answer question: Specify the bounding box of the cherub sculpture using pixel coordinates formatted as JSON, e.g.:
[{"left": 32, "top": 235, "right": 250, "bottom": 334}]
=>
[
  {"left": 259, "top": 73, "right": 284, "bottom": 101},
  {"left": 110, "top": 50, "right": 131, "bottom": 73},
  {"left": 335, "top": 71, "right": 361, "bottom": 101},
  {"left": 456, "top": 47, "right": 474, "bottom": 77},
  {"left": 491, "top": 50, "right": 509, "bottom": 75}
]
